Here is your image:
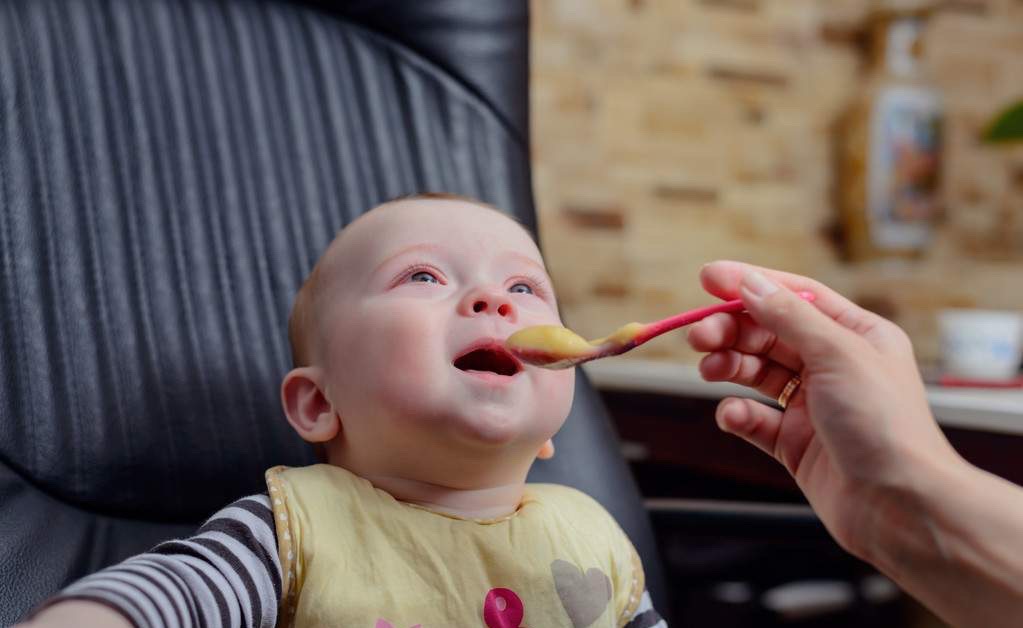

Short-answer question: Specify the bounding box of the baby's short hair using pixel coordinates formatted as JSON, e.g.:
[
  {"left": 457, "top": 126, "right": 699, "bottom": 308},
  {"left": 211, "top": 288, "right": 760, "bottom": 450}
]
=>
[{"left": 287, "top": 192, "right": 529, "bottom": 368}]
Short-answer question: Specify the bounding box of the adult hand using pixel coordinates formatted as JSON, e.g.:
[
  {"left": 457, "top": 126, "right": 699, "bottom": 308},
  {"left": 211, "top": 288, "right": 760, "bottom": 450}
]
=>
[
  {"left": 688, "top": 261, "right": 1023, "bottom": 628},
  {"left": 686, "top": 260, "right": 960, "bottom": 559}
]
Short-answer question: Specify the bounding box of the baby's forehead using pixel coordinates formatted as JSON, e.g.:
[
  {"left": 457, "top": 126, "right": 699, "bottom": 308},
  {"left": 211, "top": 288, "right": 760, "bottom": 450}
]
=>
[{"left": 325, "top": 200, "right": 541, "bottom": 273}]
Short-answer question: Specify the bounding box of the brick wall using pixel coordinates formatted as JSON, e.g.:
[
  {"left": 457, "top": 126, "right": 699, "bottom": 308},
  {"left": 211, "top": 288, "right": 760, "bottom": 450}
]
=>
[{"left": 531, "top": 0, "right": 1023, "bottom": 367}]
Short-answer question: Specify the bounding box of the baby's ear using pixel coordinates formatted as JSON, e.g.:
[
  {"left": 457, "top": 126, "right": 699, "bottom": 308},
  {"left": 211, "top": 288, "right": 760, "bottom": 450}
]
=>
[
  {"left": 281, "top": 366, "right": 340, "bottom": 443},
  {"left": 537, "top": 439, "right": 555, "bottom": 460}
]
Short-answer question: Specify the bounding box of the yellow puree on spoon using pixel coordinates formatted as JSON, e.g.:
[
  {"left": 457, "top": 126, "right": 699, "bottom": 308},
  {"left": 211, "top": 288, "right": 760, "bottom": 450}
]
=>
[
  {"left": 505, "top": 294, "right": 815, "bottom": 369},
  {"left": 505, "top": 322, "right": 647, "bottom": 369}
]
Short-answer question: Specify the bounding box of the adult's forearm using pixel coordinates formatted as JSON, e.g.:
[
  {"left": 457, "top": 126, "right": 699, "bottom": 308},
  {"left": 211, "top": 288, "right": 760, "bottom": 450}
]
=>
[{"left": 866, "top": 455, "right": 1023, "bottom": 628}]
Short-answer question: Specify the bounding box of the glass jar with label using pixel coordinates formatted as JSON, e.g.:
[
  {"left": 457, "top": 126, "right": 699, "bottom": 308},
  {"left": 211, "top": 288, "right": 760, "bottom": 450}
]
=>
[{"left": 836, "top": 1, "right": 944, "bottom": 261}]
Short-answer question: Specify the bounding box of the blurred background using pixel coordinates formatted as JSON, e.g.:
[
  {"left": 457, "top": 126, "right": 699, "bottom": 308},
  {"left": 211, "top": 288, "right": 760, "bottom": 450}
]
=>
[
  {"left": 532, "top": 0, "right": 1023, "bottom": 366},
  {"left": 529, "top": 0, "right": 1023, "bottom": 626}
]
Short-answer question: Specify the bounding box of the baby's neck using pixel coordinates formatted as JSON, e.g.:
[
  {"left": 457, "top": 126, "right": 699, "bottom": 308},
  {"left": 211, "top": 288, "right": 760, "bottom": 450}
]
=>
[{"left": 359, "top": 472, "right": 526, "bottom": 520}]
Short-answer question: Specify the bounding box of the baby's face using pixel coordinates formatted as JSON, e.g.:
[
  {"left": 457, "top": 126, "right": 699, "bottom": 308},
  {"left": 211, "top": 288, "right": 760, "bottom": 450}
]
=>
[{"left": 314, "top": 199, "right": 575, "bottom": 475}]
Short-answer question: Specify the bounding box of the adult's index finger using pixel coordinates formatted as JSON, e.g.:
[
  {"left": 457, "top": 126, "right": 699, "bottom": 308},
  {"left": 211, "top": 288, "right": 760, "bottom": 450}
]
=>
[{"left": 699, "top": 260, "right": 882, "bottom": 337}]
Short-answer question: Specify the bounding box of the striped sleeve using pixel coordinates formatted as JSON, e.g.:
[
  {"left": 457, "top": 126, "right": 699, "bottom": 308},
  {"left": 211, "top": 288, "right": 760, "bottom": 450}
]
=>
[
  {"left": 623, "top": 590, "right": 668, "bottom": 628},
  {"left": 34, "top": 494, "right": 282, "bottom": 628}
]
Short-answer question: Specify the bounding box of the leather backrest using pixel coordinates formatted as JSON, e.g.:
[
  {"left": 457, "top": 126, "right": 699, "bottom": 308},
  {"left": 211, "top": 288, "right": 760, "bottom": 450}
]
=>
[
  {"left": 316, "top": 0, "right": 531, "bottom": 145},
  {"left": 0, "top": 0, "right": 532, "bottom": 522},
  {"left": 0, "top": 0, "right": 666, "bottom": 620}
]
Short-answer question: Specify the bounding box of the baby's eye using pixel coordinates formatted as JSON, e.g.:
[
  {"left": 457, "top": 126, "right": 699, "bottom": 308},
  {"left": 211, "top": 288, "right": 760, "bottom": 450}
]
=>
[
  {"left": 509, "top": 283, "right": 533, "bottom": 295},
  {"left": 409, "top": 271, "right": 439, "bottom": 284}
]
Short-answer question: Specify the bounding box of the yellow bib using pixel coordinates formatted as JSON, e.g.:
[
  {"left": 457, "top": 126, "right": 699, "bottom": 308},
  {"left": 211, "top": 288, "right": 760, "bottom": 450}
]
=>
[{"left": 266, "top": 464, "right": 644, "bottom": 628}]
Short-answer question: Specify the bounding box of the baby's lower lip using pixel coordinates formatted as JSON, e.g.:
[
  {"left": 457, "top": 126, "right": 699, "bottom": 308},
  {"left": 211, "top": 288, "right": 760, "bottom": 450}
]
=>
[{"left": 457, "top": 369, "right": 519, "bottom": 384}]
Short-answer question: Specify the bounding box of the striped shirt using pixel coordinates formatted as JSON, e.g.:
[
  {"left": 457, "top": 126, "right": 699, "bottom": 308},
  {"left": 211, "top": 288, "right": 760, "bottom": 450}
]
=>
[{"left": 41, "top": 494, "right": 667, "bottom": 628}]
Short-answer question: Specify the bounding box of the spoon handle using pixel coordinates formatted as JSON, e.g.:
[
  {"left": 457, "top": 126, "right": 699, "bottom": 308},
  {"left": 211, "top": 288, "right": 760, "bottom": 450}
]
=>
[
  {"left": 636, "top": 299, "right": 744, "bottom": 344},
  {"left": 633, "top": 291, "right": 816, "bottom": 346}
]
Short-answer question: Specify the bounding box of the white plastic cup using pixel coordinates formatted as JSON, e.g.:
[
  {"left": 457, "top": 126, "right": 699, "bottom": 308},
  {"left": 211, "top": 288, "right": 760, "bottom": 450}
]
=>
[{"left": 938, "top": 309, "right": 1023, "bottom": 381}]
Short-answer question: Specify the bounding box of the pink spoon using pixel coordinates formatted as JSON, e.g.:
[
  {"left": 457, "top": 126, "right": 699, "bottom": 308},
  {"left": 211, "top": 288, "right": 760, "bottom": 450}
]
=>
[{"left": 506, "top": 292, "right": 816, "bottom": 369}]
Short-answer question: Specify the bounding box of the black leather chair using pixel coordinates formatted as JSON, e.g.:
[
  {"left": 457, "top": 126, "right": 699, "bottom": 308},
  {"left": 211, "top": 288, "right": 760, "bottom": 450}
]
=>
[{"left": 0, "top": 1, "right": 667, "bottom": 622}]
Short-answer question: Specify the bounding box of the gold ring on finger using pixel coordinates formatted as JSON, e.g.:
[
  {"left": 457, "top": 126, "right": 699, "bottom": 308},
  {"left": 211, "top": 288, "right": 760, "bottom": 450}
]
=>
[{"left": 777, "top": 374, "right": 802, "bottom": 410}]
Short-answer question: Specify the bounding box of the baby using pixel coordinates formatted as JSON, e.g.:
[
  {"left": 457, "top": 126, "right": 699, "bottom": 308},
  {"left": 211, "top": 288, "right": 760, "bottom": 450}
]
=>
[{"left": 24, "top": 195, "right": 667, "bottom": 628}]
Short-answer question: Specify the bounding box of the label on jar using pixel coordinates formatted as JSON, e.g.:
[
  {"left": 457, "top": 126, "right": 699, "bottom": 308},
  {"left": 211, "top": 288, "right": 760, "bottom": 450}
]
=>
[{"left": 866, "top": 85, "right": 943, "bottom": 251}]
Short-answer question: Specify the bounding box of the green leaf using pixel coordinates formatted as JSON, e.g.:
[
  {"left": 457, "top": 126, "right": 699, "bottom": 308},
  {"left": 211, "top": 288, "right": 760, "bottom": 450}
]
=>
[{"left": 984, "top": 101, "right": 1023, "bottom": 143}]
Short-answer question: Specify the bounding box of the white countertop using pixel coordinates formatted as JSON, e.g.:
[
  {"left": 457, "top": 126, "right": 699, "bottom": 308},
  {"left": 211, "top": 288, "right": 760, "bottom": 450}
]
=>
[{"left": 582, "top": 359, "right": 1023, "bottom": 436}]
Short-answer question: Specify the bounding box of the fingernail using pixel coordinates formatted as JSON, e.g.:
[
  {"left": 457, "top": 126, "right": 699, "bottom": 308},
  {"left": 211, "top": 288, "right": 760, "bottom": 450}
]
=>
[{"left": 742, "top": 271, "right": 778, "bottom": 298}]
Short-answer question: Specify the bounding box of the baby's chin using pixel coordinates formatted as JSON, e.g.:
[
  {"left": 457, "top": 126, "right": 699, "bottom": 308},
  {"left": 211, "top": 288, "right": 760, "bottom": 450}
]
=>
[
  {"left": 370, "top": 375, "right": 568, "bottom": 449},
  {"left": 445, "top": 384, "right": 572, "bottom": 447},
  {"left": 446, "top": 406, "right": 529, "bottom": 445}
]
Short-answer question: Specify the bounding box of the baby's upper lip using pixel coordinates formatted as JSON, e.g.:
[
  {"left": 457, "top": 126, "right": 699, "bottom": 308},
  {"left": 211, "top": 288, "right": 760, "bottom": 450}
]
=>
[{"left": 452, "top": 337, "right": 524, "bottom": 376}]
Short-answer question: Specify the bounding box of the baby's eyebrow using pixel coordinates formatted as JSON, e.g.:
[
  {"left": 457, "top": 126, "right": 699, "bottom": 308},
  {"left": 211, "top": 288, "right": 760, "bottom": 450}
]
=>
[
  {"left": 368, "top": 243, "right": 552, "bottom": 285},
  {"left": 370, "top": 243, "right": 446, "bottom": 276},
  {"left": 500, "top": 251, "right": 551, "bottom": 280}
]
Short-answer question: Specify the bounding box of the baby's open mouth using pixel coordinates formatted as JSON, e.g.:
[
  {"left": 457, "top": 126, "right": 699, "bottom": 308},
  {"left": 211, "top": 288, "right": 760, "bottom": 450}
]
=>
[{"left": 453, "top": 343, "right": 522, "bottom": 376}]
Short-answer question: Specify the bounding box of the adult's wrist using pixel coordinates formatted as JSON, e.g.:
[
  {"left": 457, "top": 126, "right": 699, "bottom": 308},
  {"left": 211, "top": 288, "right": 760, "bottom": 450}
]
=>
[
  {"left": 865, "top": 452, "right": 1023, "bottom": 628},
  {"left": 852, "top": 444, "right": 970, "bottom": 573}
]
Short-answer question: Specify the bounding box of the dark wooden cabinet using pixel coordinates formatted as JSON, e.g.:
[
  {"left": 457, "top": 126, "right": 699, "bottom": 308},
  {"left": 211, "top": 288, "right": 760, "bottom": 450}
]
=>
[
  {"left": 599, "top": 388, "right": 1023, "bottom": 503},
  {"left": 592, "top": 379, "right": 1017, "bottom": 628}
]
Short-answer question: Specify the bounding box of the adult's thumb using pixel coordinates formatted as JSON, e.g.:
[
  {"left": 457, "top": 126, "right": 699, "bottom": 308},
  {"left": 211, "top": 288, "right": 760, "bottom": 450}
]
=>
[{"left": 739, "top": 271, "right": 846, "bottom": 362}]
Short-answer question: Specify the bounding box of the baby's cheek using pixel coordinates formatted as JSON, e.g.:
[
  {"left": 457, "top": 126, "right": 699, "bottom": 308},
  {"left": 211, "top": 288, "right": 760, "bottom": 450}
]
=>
[
  {"left": 364, "top": 315, "right": 444, "bottom": 396},
  {"left": 537, "top": 369, "right": 575, "bottom": 418},
  {"left": 370, "top": 364, "right": 450, "bottom": 436}
]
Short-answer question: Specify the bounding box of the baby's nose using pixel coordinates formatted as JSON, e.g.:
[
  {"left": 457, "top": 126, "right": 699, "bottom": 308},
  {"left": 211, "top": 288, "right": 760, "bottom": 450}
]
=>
[{"left": 460, "top": 288, "right": 516, "bottom": 320}]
